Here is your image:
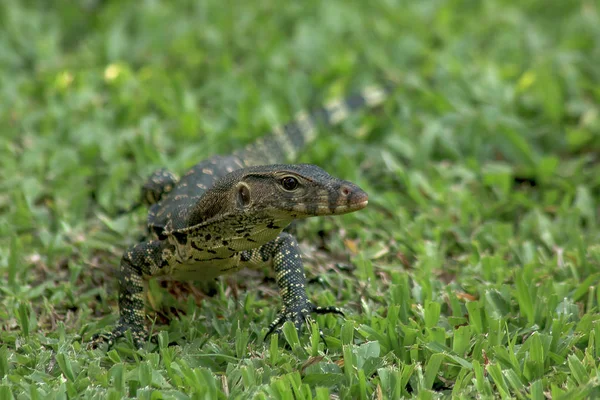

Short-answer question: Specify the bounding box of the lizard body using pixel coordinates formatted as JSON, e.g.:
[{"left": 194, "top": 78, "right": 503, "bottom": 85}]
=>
[{"left": 97, "top": 85, "right": 391, "bottom": 347}]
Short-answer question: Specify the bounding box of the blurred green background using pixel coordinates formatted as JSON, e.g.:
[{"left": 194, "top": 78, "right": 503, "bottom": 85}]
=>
[{"left": 1, "top": 0, "right": 600, "bottom": 398}]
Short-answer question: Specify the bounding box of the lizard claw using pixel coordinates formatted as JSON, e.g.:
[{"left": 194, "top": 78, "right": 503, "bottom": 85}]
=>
[
  {"left": 312, "top": 305, "right": 345, "bottom": 316},
  {"left": 264, "top": 303, "right": 344, "bottom": 339}
]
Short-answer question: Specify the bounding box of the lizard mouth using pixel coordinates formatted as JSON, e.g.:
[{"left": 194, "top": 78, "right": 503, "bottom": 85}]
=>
[
  {"left": 355, "top": 199, "right": 369, "bottom": 208},
  {"left": 334, "top": 197, "right": 369, "bottom": 213},
  {"left": 329, "top": 186, "right": 369, "bottom": 214}
]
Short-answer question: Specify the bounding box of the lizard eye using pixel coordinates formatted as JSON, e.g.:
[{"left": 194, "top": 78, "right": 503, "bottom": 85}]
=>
[{"left": 281, "top": 176, "right": 299, "bottom": 191}]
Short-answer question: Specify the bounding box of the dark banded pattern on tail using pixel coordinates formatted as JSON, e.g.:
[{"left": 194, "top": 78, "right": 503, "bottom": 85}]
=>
[{"left": 236, "top": 85, "right": 393, "bottom": 166}]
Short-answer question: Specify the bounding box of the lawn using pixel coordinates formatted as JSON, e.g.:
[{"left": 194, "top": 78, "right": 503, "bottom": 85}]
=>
[{"left": 2, "top": 0, "right": 600, "bottom": 398}]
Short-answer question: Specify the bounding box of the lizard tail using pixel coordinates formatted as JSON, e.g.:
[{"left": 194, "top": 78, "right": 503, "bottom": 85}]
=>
[{"left": 237, "top": 84, "right": 394, "bottom": 166}]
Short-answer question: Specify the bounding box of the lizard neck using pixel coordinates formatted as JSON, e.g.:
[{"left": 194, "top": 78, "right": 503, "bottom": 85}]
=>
[{"left": 180, "top": 212, "right": 293, "bottom": 252}]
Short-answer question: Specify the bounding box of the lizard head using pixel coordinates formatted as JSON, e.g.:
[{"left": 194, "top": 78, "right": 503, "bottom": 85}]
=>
[
  {"left": 234, "top": 164, "right": 368, "bottom": 219},
  {"left": 186, "top": 164, "right": 368, "bottom": 233}
]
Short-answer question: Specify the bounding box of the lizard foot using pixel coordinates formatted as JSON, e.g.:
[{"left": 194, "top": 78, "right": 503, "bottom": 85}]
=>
[
  {"left": 89, "top": 320, "right": 147, "bottom": 349},
  {"left": 265, "top": 303, "right": 344, "bottom": 339}
]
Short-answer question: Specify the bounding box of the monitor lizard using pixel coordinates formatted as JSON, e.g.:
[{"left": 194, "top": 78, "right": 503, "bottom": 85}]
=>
[{"left": 94, "top": 85, "right": 392, "bottom": 348}]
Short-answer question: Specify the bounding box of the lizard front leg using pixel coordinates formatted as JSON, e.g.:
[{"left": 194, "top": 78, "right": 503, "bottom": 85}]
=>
[
  {"left": 241, "top": 232, "right": 343, "bottom": 337},
  {"left": 94, "top": 240, "right": 170, "bottom": 348}
]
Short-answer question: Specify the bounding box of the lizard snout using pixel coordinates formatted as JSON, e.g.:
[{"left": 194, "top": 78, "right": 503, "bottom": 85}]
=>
[{"left": 332, "top": 182, "right": 368, "bottom": 214}]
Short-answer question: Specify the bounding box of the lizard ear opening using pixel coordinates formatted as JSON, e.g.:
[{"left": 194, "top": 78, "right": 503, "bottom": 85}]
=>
[{"left": 236, "top": 183, "right": 251, "bottom": 208}]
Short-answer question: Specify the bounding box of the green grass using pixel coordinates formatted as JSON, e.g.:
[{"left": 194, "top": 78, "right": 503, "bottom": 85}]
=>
[{"left": 2, "top": 0, "right": 600, "bottom": 398}]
